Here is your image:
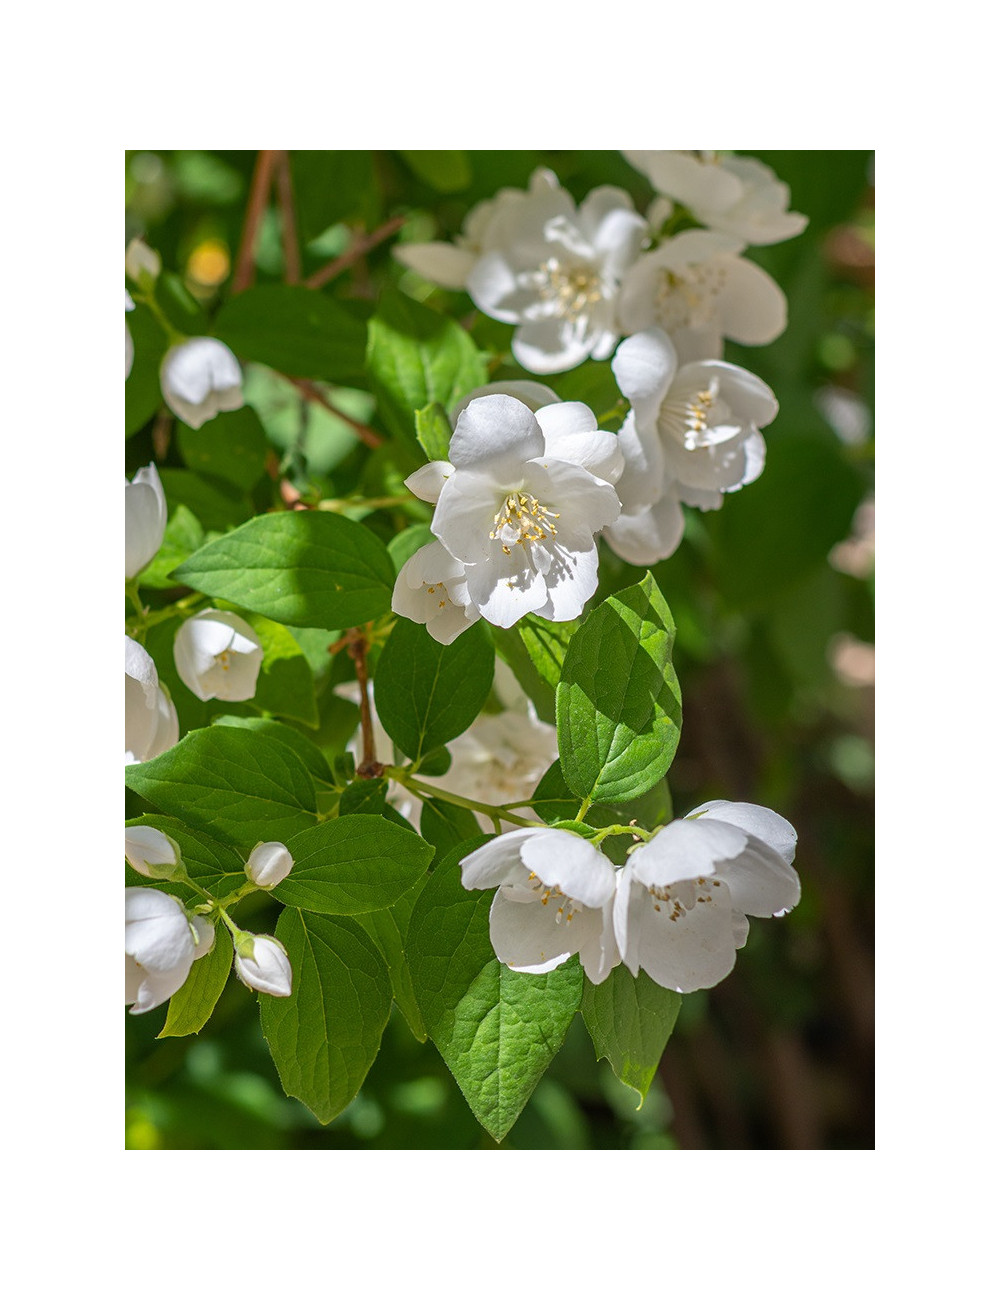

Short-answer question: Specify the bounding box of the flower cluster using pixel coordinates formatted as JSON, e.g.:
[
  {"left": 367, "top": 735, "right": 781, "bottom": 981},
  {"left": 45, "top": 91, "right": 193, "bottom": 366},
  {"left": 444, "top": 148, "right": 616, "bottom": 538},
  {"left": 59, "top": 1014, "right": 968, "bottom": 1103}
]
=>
[
  {"left": 460, "top": 801, "right": 800, "bottom": 993},
  {"left": 125, "top": 828, "right": 295, "bottom": 1014},
  {"left": 395, "top": 152, "right": 805, "bottom": 584}
]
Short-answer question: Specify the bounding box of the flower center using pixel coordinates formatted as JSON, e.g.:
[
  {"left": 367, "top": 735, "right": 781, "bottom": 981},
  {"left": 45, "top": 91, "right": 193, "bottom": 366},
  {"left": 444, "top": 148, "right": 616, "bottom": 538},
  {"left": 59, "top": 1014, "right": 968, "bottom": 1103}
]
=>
[
  {"left": 526, "top": 871, "right": 579, "bottom": 924},
  {"left": 490, "top": 492, "right": 559, "bottom": 555},
  {"left": 648, "top": 876, "right": 723, "bottom": 920},
  {"left": 217, "top": 650, "right": 231, "bottom": 671},
  {"left": 536, "top": 259, "right": 603, "bottom": 321},
  {"left": 422, "top": 580, "right": 452, "bottom": 611},
  {"left": 656, "top": 262, "right": 728, "bottom": 332},
  {"left": 658, "top": 376, "right": 730, "bottom": 449}
]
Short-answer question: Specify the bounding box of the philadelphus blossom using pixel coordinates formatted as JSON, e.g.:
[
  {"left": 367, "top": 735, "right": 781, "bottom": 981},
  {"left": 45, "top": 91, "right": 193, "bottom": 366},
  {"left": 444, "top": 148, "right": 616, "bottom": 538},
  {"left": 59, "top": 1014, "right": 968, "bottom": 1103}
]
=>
[
  {"left": 604, "top": 327, "right": 777, "bottom": 565},
  {"left": 125, "top": 236, "right": 162, "bottom": 284},
  {"left": 618, "top": 229, "right": 787, "bottom": 364},
  {"left": 394, "top": 393, "right": 622, "bottom": 636},
  {"left": 173, "top": 609, "right": 263, "bottom": 702},
  {"left": 233, "top": 933, "right": 293, "bottom": 997},
  {"left": 125, "top": 887, "right": 215, "bottom": 1014},
  {"left": 125, "top": 826, "right": 182, "bottom": 880},
  {"left": 614, "top": 801, "right": 800, "bottom": 993},
  {"left": 126, "top": 635, "right": 179, "bottom": 765},
  {"left": 125, "top": 462, "right": 168, "bottom": 579},
  {"left": 463, "top": 169, "right": 649, "bottom": 373},
  {"left": 460, "top": 828, "right": 621, "bottom": 983},
  {"left": 125, "top": 290, "right": 135, "bottom": 378},
  {"left": 245, "top": 841, "right": 294, "bottom": 889},
  {"left": 159, "top": 337, "right": 244, "bottom": 429},
  {"left": 624, "top": 151, "right": 808, "bottom": 247}
]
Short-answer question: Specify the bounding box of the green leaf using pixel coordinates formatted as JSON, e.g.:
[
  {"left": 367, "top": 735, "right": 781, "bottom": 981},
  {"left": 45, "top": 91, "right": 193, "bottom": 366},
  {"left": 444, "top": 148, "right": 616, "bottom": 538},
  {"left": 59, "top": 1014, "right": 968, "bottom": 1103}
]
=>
[
  {"left": 520, "top": 614, "right": 580, "bottom": 689},
  {"left": 136, "top": 504, "right": 204, "bottom": 590},
  {"left": 176, "top": 406, "right": 268, "bottom": 492},
  {"left": 399, "top": 150, "right": 472, "bottom": 192},
  {"left": 154, "top": 271, "right": 209, "bottom": 336},
  {"left": 243, "top": 613, "right": 320, "bottom": 728},
  {"left": 210, "top": 715, "right": 333, "bottom": 785},
  {"left": 419, "top": 797, "right": 480, "bottom": 862},
  {"left": 580, "top": 968, "right": 682, "bottom": 1106},
  {"left": 173, "top": 511, "right": 395, "bottom": 631},
  {"left": 407, "top": 841, "right": 583, "bottom": 1141},
  {"left": 158, "top": 923, "right": 232, "bottom": 1038},
  {"left": 125, "top": 726, "right": 317, "bottom": 849},
  {"left": 260, "top": 909, "right": 392, "bottom": 1124},
  {"left": 373, "top": 618, "right": 494, "bottom": 761},
  {"left": 557, "top": 572, "right": 682, "bottom": 805},
  {"left": 387, "top": 523, "right": 434, "bottom": 573},
  {"left": 273, "top": 815, "right": 433, "bottom": 914},
  {"left": 125, "top": 303, "right": 167, "bottom": 437},
  {"left": 366, "top": 289, "right": 486, "bottom": 442},
  {"left": 414, "top": 401, "right": 453, "bottom": 462},
  {"left": 156, "top": 467, "right": 249, "bottom": 532},
  {"left": 355, "top": 879, "right": 427, "bottom": 1041},
  {"left": 213, "top": 284, "right": 367, "bottom": 385},
  {"left": 492, "top": 626, "right": 556, "bottom": 725},
  {"left": 291, "top": 150, "right": 379, "bottom": 237}
]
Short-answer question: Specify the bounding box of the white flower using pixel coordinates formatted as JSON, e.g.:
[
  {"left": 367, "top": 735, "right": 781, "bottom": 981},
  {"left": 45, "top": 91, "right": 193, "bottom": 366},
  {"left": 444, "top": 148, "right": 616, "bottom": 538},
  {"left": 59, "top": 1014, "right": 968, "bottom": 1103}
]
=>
[
  {"left": 125, "top": 887, "right": 215, "bottom": 1014},
  {"left": 126, "top": 636, "right": 179, "bottom": 765},
  {"left": 173, "top": 610, "right": 263, "bottom": 702},
  {"left": 614, "top": 801, "right": 800, "bottom": 993},
  {"left": 234, "top": 933, "right": 293, "bottom": 997},
  {"left": 395, "top": 167, "right": 558, "bottom": 290},
  {"left": 618, "top": 229, "right": 787, "bottom": 364},
  {"left": 160, "top": 337, "right": 243, "bottom": 429},
  {"left": 464, "top": 172, "right": 648, "bottom": 373},
  {"left": 461, "top": 827, "right": 620, "bottom": 983},
  {"left": 245, "top": 841, "right": 294, "bottom": 889},
  {"left": 399, "top": 394, "right": 621, "bottom": 633},
  {"left": 604, "top": 327, "right": 777, "bottom": 565},
  {"left": 125, "top": 289, "right": 135, "bottom": 378},
  {"left": 125, "top": 826, "right": 182, "bottom": 880},
  {"left": 125, "top": 236, "right": 162, "bottom": 284},
  {"left": 125, "top": 462, "right": 168, "bottom": 580},
  {"left": 624, "top": 151, "right": 807, "bottom": 246},
  {"left": 392, "top": 540, "right": 481, "bottom": 646}
]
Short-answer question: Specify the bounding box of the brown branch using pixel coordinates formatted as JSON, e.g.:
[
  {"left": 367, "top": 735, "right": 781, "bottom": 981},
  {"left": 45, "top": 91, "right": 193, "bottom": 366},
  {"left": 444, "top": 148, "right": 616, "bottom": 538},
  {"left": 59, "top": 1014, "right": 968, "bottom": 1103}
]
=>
[
  {"left": 289, "top": 377, "right": 383, "bottom": 449},
  {"left": 304, "top": 214, "right": 407, "bottom": 291},
  {"left": 274, "top": 150, "right": 301, "bottom": 284},
  {"left": 232, "top": 150, "right": 281, "bottom": 295},
  {"left": 151, "top": 408, "right": 173, "bottom": 461},
  {"left": 347, "top": 633, "right": 383, "bottom": 778}
]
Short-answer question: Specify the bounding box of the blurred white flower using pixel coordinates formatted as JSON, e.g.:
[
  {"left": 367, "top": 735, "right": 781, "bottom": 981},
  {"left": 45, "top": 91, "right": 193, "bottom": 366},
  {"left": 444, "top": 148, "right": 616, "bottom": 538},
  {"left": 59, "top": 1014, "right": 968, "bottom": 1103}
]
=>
[
  {"left": 618, "top": 229, "right": 787, "bottom": 364},
  {"left": 461, "top": 827, "right": 620, "bottom": 982},
  {"left": 624, "top": 151, "right": 807, "bottom": 246},
  {"left": 233, "top": 933, "right": 293, "bottom": 997},
  {"left": 125, "top": 237, "right": 163, "bottom": 284},
  {"left": 173, "top": 610, "right": 263, "bottom": 702},
  {"left": 126, "top": 636, "right": 179, "bottom": 765},
  {"left": 125, "top": 826, "right": 182, "bottom": 880},
  {"left": 125, "top": 887, "right": 214, "bottom": 1014},
  {"left": 400, "top": 394, "right": 620, "bottom": 634},
  {"left": 245, "top": 841, "right": 294, "bottom": 889},
  {"left": 614, "top": 801, "right": 800, "bottom": 993},
  {"left": 125, "top": 462, "right": 168, "bottom": 580},
  {"left": 160, "top": 337, "right": 244, "bottom": 429},
  {"left": 605, "top": 327, "right": 777, "bottom": 564}
]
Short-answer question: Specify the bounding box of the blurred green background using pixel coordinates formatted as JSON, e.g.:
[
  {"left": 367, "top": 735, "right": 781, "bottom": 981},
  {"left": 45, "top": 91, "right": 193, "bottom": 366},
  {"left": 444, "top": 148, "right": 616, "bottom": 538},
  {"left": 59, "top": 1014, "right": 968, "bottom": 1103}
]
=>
[{"left": 125, "top": 150, "right": 874, "bottom": 1149}]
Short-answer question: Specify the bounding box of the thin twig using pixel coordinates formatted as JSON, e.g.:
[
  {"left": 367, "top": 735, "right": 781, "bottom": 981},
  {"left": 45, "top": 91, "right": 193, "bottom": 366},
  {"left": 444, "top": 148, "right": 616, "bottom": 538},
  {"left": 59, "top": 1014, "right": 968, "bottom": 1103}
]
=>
[
  {"left": 289, "top": 377, "right": 383, "bottom": 449},
  {"left": 347, "top": 633, "right": 382, "bottom": 778},
  {"left": 151, "top": 408, "right": 173, "bottom": 460},
  {"left": 232, "top": 150, "right": 280, "bottom": 295},
  {"left": 304, "top": 214, "right": 407, "bottom": 291},
  {"left": 274, "top": 150, "right": 301, "bottom": 284}
]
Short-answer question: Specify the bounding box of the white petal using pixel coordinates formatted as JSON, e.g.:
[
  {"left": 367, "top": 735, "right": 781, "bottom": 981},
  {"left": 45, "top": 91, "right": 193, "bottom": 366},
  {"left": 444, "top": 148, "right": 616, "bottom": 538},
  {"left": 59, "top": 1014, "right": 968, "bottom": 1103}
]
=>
[
  {"left": 687, "top": 800, "right": 797, "bottom": 864},
  {"left": 719, "top": 257, "right": 787, "bottom": 345},
  {"left": 451, "top": 381, "right": 559, "bottom": 423},
  {"left": 511, "top": 318, "right": 595, "bottom": 375},
  {"left": 612, "top": 328, "right": 677, "bottom": 409},
  {"left": 629, "top": 818, "right": 748, "bottom": 890},
  {"left": 460, "top": 829, "right": 543, "bottom": 890},
  {"left": 517, "top": 829, "right": 616, "bottom": 908},
  {"left": 488, "top": 889, "right": 575, "bottom": 971},
  {"left": 394, "top": 241, "right": 476, "bottom": 289},
  {"left": 448, "top": 395, "right": 544, "bottom": 472},
  {"left": 405, "top": 461, "right": 454, "bottom": 503},
  {"left": 603, "top": 490, "right": 685, "bottom": 566},
  {"left": 535, "top": 403, "right": 624, "bottom": 484}
]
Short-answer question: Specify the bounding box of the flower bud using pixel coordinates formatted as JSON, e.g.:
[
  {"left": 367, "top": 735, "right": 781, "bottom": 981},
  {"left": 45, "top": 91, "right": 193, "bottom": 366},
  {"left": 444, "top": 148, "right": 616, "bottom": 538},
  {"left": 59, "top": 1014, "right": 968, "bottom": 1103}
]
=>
[
  {"left": 160, "top": 337, "right": 244, "bottom": 429},
  {"left": 173, "top": 609, "right": 263, "bottom": 702},
  {"left": 234, "top": 934, "right": 293, "bottom": 997},
  {"left": 125, "top": 887, "right": 215, "bottom": 1015},
  {"left": 126, "top": 636, "right": 180, "bottom": 764},
  {"left": 125, "top": 237, "right": 162, "bottom": 286},
  {"left": 246, "top": 841, "right": 294, "bottom": 889},
  {"left": 125, "top": 462, "right": 168, "bottom": 579},
  {"left": 125, "top": 826, "right": 183, "bottom": 880}
]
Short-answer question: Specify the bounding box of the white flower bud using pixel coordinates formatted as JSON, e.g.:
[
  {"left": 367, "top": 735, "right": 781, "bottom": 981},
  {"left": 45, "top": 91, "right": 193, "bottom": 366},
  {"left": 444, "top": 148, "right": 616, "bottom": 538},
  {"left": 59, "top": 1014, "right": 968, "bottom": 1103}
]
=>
[
  {"left": 160, "top": 337, "right": 244, "bottom": 429},
  {"left": 125, "top": 462, "right": 168, "bottom": 579},
  {"left": 173, "top": 610, "right": 263, "bottom": 702},
  {"left": 126, "top": 290, "right": 135, "bottom": 378},
  {"left": 234, "top": 934, "right": 293, "bottom": 997},
  {"left": 125, "top": 887, "right": 215, "bottom": 1015},
  {"left": 125, "top": 237, "right": 162, "bottom": 285},
  {"left": 245, "top": 841, "right": 294, "bottom": 889},
  {"left": 126, "top": 636, "right": 179, "bottom": 764},
  {"left": 125, "top": 826, "right": 183, "bottom": 879}
]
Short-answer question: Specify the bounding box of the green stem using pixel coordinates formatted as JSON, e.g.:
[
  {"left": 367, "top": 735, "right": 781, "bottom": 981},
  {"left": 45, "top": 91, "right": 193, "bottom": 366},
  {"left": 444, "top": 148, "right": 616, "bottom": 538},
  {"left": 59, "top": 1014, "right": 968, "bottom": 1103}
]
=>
[
  {"left": 589, "top": 823, "right": 653, "bottom": 846},
  {"left": 576, "top": 796, "right": 593, "bottom": 821},
  {"left": 130, "top": 288, "right": 185, "bottom": 345},
  {"left": 317, "top": 494, "right": 415, "bottom": 514},
  {"left": 392, "top": 771, "right": 544, "bottom": 829}
]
